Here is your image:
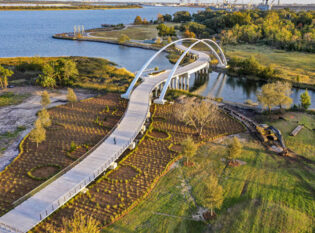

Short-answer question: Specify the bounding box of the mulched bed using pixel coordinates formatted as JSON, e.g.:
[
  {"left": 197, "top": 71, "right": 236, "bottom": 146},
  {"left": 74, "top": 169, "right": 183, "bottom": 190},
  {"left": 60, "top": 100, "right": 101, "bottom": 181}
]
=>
[
  {"left": 0, "top": 93, "right": 127, "bottom": 216},
  {"left": 170, "top": 144, "right": 182, "bottom": 153},
  {"left": 29, "top": 165, "right": 60, "bottom": 180},
  {"left": 148, "top": 129, "right": 169, "bottom": 139},
  {"left": 33, "top": 102, "right": 245, "bottom": 232},
  {"left": 107, "top": 165, "right": 139, "bottom": 181}
]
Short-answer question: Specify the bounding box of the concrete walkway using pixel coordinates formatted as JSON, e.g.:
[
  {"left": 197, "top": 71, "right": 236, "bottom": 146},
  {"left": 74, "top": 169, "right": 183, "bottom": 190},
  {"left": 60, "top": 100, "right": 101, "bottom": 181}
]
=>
[{"left": 0, "top": 45, "right": 209, "bottom": 233}]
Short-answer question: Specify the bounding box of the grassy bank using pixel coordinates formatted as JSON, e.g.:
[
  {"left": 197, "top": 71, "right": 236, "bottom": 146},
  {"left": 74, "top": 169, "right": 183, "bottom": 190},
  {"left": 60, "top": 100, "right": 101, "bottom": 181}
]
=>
[
  {"left": 0, "top": 5, "right": 141, "bottom": 11},
  {"left": 0, "top": 92, "right": 30, "bottom": 107},
  {"left": 90, "top": 24, "right": 159, "bottom": 41},
  {"left": 224, "top": 44, "right": 315, "bottom": 86},
  {"left": 0, "top": 56, "right": 134, "bottom": 92},
  {"left": 263, "top": 112, "right": 315, "bottom": 161}
]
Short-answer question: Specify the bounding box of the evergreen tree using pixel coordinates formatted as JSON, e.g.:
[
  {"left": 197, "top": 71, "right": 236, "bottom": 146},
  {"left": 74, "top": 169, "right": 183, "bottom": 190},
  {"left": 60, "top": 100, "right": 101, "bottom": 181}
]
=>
[{"left": 300, "top": 90, "right": 311, "bottom": 110}]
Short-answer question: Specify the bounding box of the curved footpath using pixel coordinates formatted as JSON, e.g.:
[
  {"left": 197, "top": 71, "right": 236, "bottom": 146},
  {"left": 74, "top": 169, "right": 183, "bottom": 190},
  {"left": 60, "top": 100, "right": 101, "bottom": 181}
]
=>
[{"left": 0, "top": 45, "right": 210, "bottom": 233}]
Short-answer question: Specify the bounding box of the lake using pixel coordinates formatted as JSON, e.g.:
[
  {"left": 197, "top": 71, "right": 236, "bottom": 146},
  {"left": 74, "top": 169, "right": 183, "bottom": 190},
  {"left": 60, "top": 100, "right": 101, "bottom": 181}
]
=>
[
  {"left": 0, "top": 6, "right": 203, "bottom": 72},
  {"left": 0, "top": 6, "right": 313, "bottom": 108}
]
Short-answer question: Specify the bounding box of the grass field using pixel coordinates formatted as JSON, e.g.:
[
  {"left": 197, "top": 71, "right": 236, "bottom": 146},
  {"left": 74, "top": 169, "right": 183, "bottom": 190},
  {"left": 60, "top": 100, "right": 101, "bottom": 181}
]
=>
[
  {"left": 264, "top": 112, "right": 315, "bottom": 161},
  {"left": 0, "top": 92, "right": 30, "bottom": 107},
  {"left": 106, "top": 132, "right": 314, "bottom": 233},
  {"left": 224, "top": 44, "right": 315, "bottom": 85},
  {"left": 90, "top": 23, "right": 179, "bottom": 41}
]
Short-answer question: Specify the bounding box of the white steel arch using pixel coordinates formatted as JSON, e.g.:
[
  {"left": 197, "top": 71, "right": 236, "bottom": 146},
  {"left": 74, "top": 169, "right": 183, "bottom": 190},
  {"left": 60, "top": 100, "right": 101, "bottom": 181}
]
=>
[
  {"left": 155, "top": 39, "right": 227, "bottom": 104},
  {"left": 121, "top": 38, "right": 197, "bottom": 99},
  {"left": 121, "top": 38, "right": 226, "bottom": 99}
]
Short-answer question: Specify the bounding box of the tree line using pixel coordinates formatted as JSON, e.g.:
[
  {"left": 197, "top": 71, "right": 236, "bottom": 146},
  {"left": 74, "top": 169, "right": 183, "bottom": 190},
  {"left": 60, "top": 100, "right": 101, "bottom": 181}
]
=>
[{"left": 153, "top": 9, "right": 315, "bottom": 52}]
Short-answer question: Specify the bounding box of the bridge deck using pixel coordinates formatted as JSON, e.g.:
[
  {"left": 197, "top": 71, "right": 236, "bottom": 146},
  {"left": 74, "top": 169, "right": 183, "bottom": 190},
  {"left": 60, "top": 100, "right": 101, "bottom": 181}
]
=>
[{"left": 0, "top": 45, "right": 209, "bottom": 233}]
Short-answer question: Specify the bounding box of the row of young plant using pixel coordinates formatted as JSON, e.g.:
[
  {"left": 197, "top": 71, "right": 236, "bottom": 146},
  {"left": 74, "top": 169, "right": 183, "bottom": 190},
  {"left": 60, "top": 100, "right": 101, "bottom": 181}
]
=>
[
  {"left": 33, "top": 99, "right": 245, "bottom": 231},
  {"left": 0, "top": 93, "right": 126, "bottom": 216}
]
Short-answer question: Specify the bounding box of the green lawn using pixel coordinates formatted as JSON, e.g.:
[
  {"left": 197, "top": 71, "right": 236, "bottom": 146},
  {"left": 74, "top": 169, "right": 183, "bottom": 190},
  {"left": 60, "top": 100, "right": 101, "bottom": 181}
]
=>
[
  {"left": 105, "top": 132, "right": 314, "bottom": 233},
  {"left": 266, "top": 112, "right": 315, "bottom": 161},
  {"left": 0, "top": 92, "right": 30, "bottom": 107},
  {"left": 90, "top": 23, "right": 178, "bottom": 41},
  {"left": 224, "top": 44, "right": 315, "bottom": 85}
]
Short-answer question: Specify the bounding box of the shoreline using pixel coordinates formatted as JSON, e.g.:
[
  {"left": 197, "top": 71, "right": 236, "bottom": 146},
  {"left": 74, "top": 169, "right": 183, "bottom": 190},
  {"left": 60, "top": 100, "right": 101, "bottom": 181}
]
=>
[
  {"left": 53, "top": 34, "right": 171, "bottom": 52},
  {"left": 0, "top": 5, "right": 142, "bottom": 11}
]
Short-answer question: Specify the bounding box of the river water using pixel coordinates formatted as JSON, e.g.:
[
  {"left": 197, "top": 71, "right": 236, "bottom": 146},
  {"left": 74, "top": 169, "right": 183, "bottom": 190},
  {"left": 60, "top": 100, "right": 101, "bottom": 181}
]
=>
[
  {"left": 191, "top": 72, "right": 315, "bottom": 108},
  {"left": 0, "top": 6, "right": 313, "bottom": 108}
]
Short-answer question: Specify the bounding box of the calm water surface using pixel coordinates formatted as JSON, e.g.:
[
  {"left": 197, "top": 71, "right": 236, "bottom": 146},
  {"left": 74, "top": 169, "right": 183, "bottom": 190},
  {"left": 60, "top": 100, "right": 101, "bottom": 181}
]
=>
[
  {"left": 191, "top": 72, "right": 315, "bottom": 109},
  {"left": 0, "top": 6, "right": 203, "bottom": 71},
  {"left": 0, "top": 6, "right": 313, "bottom": 107}
]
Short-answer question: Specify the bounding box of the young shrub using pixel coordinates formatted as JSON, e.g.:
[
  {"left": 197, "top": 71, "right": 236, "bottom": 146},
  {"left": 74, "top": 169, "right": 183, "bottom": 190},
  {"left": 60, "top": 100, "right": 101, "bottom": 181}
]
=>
[
  {"left": 40, "top": 90, "right": 51, "bottom": 107},
  {"left": 201, "top": 175, "right": 224, "bottom": 217},
  {"left": 181, "top": 136, "right": 198, "bottom": 165},
  {"left": 38, "top": 108, "right": 51, "bottom": 128},
  {"left": 67, "top": 88, "right": 77, "bottom": 108},
  {"left": 29, "top": 118, "right": 46, "bottom": 148},
  {"left": 227, "top": 136, "right": 242, "bottom": 163}
]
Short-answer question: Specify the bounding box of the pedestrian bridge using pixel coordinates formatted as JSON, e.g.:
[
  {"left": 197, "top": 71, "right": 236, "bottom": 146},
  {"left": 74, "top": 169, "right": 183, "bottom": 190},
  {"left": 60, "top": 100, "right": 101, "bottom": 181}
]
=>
[
  {"left": 0, "top": 38, "right": 227, "bottom": 233},
  {"left": 121, "top": 38, "right": 227, "bottom": 104}
]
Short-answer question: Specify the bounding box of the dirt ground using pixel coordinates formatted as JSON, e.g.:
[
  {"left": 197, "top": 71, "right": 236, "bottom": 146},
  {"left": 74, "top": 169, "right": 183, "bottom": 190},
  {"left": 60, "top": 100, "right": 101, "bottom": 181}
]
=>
[{"left": 0, "top": 86, "right": 95, "bottom": 171}]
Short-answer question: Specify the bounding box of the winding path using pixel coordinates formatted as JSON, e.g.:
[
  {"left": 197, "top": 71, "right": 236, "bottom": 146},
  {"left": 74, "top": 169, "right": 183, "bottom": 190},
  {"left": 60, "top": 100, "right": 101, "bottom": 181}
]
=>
[{"left": 0, "top": 44, "right": 210, "bottom": 233}]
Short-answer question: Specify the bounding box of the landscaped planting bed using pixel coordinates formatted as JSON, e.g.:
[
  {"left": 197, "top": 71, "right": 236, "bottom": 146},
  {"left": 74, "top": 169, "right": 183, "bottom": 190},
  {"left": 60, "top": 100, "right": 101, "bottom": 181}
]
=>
[
  {"left": 33, "top": 102, "right": 245, "bottom": 232},
  {"left": 0, "top": 93, "right": 127, "bottom": 216}
]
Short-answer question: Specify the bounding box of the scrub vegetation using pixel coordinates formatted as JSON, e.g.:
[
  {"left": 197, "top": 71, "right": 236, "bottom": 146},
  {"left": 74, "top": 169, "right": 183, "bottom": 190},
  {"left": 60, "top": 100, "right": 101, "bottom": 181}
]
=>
[{"left": 0, "top": 57, "right": 134, "bottom": 92}]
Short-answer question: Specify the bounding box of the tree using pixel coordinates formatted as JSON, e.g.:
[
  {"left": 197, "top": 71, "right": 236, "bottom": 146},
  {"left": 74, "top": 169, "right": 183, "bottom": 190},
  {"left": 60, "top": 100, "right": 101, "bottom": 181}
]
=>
[
  {"left": 163, "top": 13, "right": 172, "bottom": 22},
  {"left": 167, "top": 36, "right": 172, "bottom": 44},
  {"left": 41, "top": 90, "right": 51, "bottom": 107},
  {"left": 55, "top": 59, "right": 79, "bottom": 86},
  {"left": 37, "top": 63, "right": 56, "bottom": 88},
  {"left": 175, "top": 99, "right": 219, "bottom": 136},
  {"left": 181, "top": 136, "right": 198, "bottom": 165},
  {"left": 118, "top": 34, "right": 130, "bottom": 44},
  {"left": 227, "top": 136, "right": 242, "bottom": 163},
  {"left": 276, "top": 82, "right": 293, "bottom": 110},
  {"left": 257, "top": 81, "right": 292, "bottom": 112},
  {"left": 67, "top": 88, "right": 77, "bottom": 108},
  {"left": 173, "top": 11, "right": 192, "bottom": 23},
  {"left": 300, "top": 89, "right": 311, "bottom": 110},
  {"left": 0, "top": 65, "right": 14, "bottom": 89},
  {"left": 29, "top": 118, "right": 46, "bottom": 148},
  {"left": 38, "top": 108, "right": 51, "bottom": 128},
  {"left": 134, "top": 16, "right": 142, "bottom": 25},
  {"left": 183, "top": 29, "right": 196, "bottom": 38},
  {"left": 155, "top": 37, "right": 162, "bottom": 45},
  {"left": 201, "top": 175, "right": 224, "bottom": 216}
]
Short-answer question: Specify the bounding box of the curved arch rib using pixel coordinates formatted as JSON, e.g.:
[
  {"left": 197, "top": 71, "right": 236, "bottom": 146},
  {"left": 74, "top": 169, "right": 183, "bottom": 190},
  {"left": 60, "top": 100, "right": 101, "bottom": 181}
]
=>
[
  {"left": 154, "top": 40, "right": 205, "bottom": 104},
  {"left": 121, "top": 38, "right": 199, "bottom": 99},
  {"left": 202, "top": 39, "right": 227, "bottom": 66},
  {"left": 155, "top": 39, "right": 227, "bottom": 104}
]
